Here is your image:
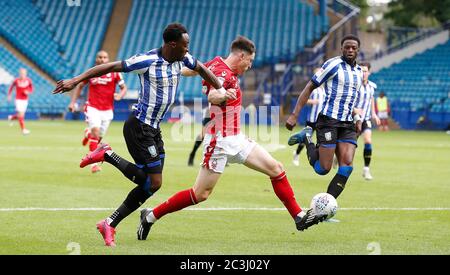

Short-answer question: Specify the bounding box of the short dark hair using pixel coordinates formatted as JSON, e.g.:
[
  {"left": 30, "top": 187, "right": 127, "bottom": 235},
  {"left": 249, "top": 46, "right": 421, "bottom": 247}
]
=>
[
  {"left": 341, "top": 34, "right": 360, "bottom": 47},
  {"left": 231, "top": 36, "right": 256, "bottom": 54},
  {"left": 359, "top": 61, "right": 371, "bottom": 70},
  {"left": 163, "top": 23, "right": 188, "bottom": 43}
]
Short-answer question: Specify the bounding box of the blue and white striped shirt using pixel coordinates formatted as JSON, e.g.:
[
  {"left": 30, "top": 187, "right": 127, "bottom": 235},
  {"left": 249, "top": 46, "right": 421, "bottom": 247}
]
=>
[
  {"left": 307, "top": 86, "right": 325, "bottom": 123},
  {"left": 122, "top": 48, "right": 197, "bottom": 128},
  {"left": 356, "top": 81, "right": 377, "bottom": 121},
  {"left": 311, "top": 56, "right": 363, "bottom": 122}
]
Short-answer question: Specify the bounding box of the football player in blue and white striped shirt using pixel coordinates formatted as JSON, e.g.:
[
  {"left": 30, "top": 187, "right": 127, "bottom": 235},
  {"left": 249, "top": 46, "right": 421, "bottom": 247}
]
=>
[
  {"left": 292, "top": 69, "right": 325, "bottom": 166},
  {"left": 53, "top": 23, "right": 227, "bottom": 246},
  {"left": 356, "top": 62, "right": 380, "bottom": 180},
  {"left": 286, "top": 34, "right": 364, "bottom": 201}
]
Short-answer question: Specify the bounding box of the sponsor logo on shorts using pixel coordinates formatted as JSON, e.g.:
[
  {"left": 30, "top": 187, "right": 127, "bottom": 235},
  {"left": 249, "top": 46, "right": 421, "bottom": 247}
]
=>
[
  {"left": 148, "top": 145, "right": 158, "bottom": 158},
  {"left": 325, "top": 132, "right": 332, "bottom": 141}
]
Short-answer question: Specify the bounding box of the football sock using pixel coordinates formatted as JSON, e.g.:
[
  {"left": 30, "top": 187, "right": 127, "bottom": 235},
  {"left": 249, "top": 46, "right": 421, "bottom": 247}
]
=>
[
  {"left": 306, "top": 143, "right": 319, "bottom": 166},
  {"left": 296, "top": 144, "right": 304, "bottom": 155},
  {"left": 18, "top": 117, "right": 25, "bottom": 130},
  {"left": 313, "top": 160, "right": 330, "bottom": 175},
  {"left": 88, "top": 137, "right": 99, "bottom": 152},
  {"left": 104, "top": 151, "right": 148, "bottom": 186},
  {"left": 153, "top": 188, "right": 198, "bottom": 220},
  {"left": 327, "top": 166, "right": 353, "bottom": 198},
  {"left": 271, "top": 171, "right": 302, "bottom": 218},
  {"left": 190, "top": 138, "right": 203, "bottom": 157},
  {"left": 364, "top": 143, "right": 372, "bottom": 167},
  {"left": 108, "top": 186, "right": 152, "bottom": 227},
  {"left": 10, "top": 114, "right": 17, "bottom": 120}
]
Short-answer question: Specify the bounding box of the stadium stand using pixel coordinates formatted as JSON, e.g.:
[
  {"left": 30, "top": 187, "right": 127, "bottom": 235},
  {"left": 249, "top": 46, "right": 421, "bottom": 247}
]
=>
[
  {"left": 0, "top": 45, "right": 68, "bottom": 115},
  {"left": 0, "top": 0, "right": 114, "bottom": 80},
  {"left": 117, "top": 0, "right": 328, "bottom": 102},
  {"left": 371, "top": 40, "right": 450, "bottom": 129}
]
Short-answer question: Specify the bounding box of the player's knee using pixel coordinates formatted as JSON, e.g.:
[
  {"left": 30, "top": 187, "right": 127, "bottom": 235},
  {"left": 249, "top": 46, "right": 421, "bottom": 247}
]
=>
[
  {"left": 195, "top": 189, "right": 212, "bottom": 203},
  {"left": 148, "top": 176, "right": 162, "bottom": 193},
  {"left": 267, "top": 161, "right": 284, "bottom": 177},
  {"left": 314, "top": 160, "right": 330, "bottom": 175}
]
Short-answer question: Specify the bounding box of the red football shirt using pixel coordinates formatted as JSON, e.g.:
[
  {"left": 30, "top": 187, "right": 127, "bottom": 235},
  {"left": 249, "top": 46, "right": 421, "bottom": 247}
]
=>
[
  {"left": 202, "top": 56, "right": 242, "bottom": 137},
  {"left": 84, "top": 72, "right": 124, "bottom": 110},
  {"left": 8, "top": 77, "right": 33, "bottom": 100}
]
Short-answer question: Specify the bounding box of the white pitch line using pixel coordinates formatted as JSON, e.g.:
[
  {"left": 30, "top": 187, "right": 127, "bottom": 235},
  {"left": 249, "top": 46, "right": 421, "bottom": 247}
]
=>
[{"left": 1, "top": 207, "right": 450, "bottom": 212}]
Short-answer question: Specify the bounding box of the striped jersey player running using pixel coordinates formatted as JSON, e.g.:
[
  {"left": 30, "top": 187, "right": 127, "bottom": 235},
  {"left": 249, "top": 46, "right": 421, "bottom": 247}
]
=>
[
  {"left": 137, "top": 36, "right": 324, "bottom": 241},
  {"left": 286, "top": 34, "right": 364, "bottom": 201},
  {"left": 53, "top": 23, "right": 225, "bottom": 247}
]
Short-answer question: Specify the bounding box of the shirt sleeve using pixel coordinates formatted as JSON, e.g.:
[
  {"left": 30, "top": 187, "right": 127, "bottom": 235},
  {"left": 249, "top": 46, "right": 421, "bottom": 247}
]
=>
[
  {"left": 311, "top": 59, "right": 340, "bottom": 87},
  {"left": 182, "top": 53, "right": 197, "bottom": 70},
  {"left": 122, "top": 53, "right": 153, "bottom": 74},
  {"left": 116, "top": 73, "right": 125, "bottom": 86}
]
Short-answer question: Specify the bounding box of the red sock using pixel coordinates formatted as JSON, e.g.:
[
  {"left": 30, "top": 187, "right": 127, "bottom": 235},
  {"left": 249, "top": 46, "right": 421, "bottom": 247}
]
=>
[
  {"left": 89, "top": 137, "right": 99, "bottom": 152},
  {"left": 10, "top": 114, "right": 18, "bottom": 120},
  {"left": 18, "top": 117, "right": 25, "bottom": 130},
  {"left": 271, "top": 171, "right": 302, "bottom": 218},
  {"left": 153, "top": 188, "right": 198, "bottom": 219}
]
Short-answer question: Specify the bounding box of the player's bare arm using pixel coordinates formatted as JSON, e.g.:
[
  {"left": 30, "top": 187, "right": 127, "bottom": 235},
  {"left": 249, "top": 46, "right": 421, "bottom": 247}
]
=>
[
  {"left": 114, "top": 83, "right": 128, "bottom": 101},
  {"left": 285, "top": 80, "right": 317, "bottom": 130},
  {"left": 353, "top": 108, "right": 363, "bottom": 135},
  {"left": 193, "top": 61, "right": 223, "bottom": 90},
  {"left": 52, "top": 61, "right": 123, "bottom": 94},
  {"left": 208, "top": 88, "right": 237, "bottom": 105},
  {"left": 67, "top": 81, "right": 86, "bottom": 112},
  {"left": 307, "top": 98, "right": 320, "bottom": 106},
  {"left": 371, "top": 96, "right": 381, "bottom": 126},
  {"left": 181, "top": 67, "right": 198, "bottom": 77}
]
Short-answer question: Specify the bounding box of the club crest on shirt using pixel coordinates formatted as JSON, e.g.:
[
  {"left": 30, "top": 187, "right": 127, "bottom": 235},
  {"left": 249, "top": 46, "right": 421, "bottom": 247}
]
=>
[{"left": 325, "top": 132, "right": 332, "bottom": 141}]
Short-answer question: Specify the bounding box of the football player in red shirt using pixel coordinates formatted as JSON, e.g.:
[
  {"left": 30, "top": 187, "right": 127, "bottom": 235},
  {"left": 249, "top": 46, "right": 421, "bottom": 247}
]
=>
[
  {"left": 137, "top": 36, "right": 325, "bottom": 241},
  {"left": 7, "top": 68, "right": 33, "bottom": 135},
  {"left": 68, "top": 50, "right": 127, "bottom": 173}
]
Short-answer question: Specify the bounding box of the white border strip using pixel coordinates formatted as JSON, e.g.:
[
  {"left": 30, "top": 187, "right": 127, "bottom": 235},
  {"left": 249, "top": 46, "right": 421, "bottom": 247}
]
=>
[{"left": 1, "top": 207, "right": 450, "bottom": 212}]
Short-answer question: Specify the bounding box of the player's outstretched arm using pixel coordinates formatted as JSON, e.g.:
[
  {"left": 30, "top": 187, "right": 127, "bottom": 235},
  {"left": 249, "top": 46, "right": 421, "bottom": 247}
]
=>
[
  {"left": 193, "top": 61, "right": 223, "bottom": 90},
  {"left": 181, "top": 67, "right": 199, "bottom": 77},
  {"left": 285, "top": 80, "right": 316, "bottom": 130},
  {"left": 7, "top": 80, "right": 15, "bottom": 101},
  {"left": 52, "top": 61, "right": 123, "bottom": 94}
]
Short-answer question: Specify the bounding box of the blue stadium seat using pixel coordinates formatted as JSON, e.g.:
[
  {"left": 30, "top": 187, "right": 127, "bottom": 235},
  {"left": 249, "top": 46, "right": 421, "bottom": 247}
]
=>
[{"left": 117, "top": 0, "right": 328, "bottom": 101}]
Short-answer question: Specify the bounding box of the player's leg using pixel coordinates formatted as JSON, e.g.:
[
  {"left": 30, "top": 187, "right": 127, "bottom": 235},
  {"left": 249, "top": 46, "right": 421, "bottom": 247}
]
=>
[
  {"left": 362, "top": 121, "right": 373, "bottom": 180},
  {"left": 188, "top": 118, "right": 210, "bottom": 166},
  {"left": 138, "top": 137, "right": 225, "bottom": 240},
  {"left": 243, "top": 143, "right": 324, "bottom": 230},
  {"left": 15, "top": 100, "right": 29, "bottom": 134},
  {"left": 289, "top": 116, "right": 336, "bottom": 174},
  {"left": 326, "top": 127, "right": 357, "bottom": 199}
]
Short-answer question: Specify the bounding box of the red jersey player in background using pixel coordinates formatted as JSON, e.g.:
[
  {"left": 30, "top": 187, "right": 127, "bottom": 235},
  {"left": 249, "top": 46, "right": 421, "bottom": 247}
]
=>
[
  {"left": 68, "top": 50, "right": 127, "bottom": 173},
  {"left": 7, "top": 68, "right": 33, "bottom": 135},
  {"left": 137, "top": 36, "right": 325, "bottom": 241}
]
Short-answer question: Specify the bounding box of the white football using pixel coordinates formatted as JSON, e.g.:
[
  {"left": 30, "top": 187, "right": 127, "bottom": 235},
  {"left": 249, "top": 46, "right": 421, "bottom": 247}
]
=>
[{"left": 310, "top": 193, "right": 338, "bottom": 220}]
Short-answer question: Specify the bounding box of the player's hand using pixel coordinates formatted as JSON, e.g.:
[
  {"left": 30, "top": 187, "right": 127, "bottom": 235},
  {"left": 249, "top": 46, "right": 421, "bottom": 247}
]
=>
[
  {"left": 52, "top": 79, "right": 77, "bottom": 94},
  {"left": 114, "top": 93, "right": 123, "bottom": 101},
  {"left": 356, "top": 120, "right": 362, "bottom": 136},
  {"left": 68, "top": 102, "right": 75, "bottom": 112},
  {"left": 285, "top": 113, "right": 297, "bottom": 131},
  {"left": 224, "top": 88, "right": 237, "bottom": 101},
  {"left": 373, "top": 115, "right": 381, "bottom": 126}
]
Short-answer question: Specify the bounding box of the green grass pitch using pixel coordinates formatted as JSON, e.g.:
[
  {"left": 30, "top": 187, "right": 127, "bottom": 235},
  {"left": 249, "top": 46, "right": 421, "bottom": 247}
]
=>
[{"left": 1, "top": 120, "right": 449, "bottom": 255}]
